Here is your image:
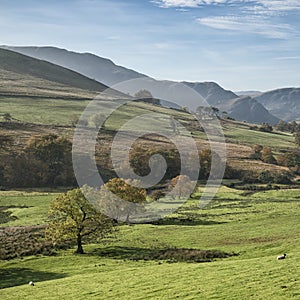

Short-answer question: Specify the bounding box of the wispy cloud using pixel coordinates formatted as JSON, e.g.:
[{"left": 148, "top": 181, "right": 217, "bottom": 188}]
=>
[
  {"left": 152, "top": 0, "right": 231, "bottom": 8},
  {"left": 152, "top": 1, "right": 300, "bottom": 39},
  {"left": 245, "top": 0, "right": 300, "bottom": 17},
  {"left": 274, "top": 56, "right": 300, "bottom": 60},
  {"left": 258, "top": 0, "right": 300, "bottom": 12},
  {"left": 153, "top": 0, "right": 300, "bottom": 11},
  {"left": 197, "top": 15, "right": 293, "bottom": 38}
]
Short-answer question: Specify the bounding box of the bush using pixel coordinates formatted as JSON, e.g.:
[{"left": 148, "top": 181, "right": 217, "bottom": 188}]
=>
[
  {"left": 149, "top": 190, "right": 166, "bottom": 201},
  {"left": 259, "top": 123, "right": 273, "bottom": 132},
  {"left": 258, "top": 170, "right": 274, "bottom": 183}
]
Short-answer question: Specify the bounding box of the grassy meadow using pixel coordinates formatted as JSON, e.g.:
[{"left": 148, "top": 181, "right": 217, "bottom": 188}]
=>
[{"left": 1, "top": 187, "right": 299, "bottom": 299}]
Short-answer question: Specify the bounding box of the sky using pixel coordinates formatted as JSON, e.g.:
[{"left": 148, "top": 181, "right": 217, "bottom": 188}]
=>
[{"left": 1, "top": 0, "right": 300, "bottom": 91}]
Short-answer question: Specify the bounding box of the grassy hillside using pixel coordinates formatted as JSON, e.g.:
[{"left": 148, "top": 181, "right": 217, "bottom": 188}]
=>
[
  {"left": 223, "top": 120, "right": 295, "bottom": 149},
  {"left": 1, "top": 187, "right": 299, "bottom": 299},
  {"left": 0, "top": 48, "right": 108, "bottom": 93}
]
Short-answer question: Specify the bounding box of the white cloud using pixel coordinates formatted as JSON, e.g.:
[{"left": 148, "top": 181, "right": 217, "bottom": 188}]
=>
[
  {"left": 197, "top": 15, "right": 293, "bottom": 38},
  {"left": 246, "top": 0, "right": 300, "bottom": 16},
  {"left": 153, "top": 0, "right": 300, "bottom": 39},
  {"left": 153, "top": 0, "right": 300, "bottom": 11},
  {"left": 259, "top": 0, "right": 300, "bottom": 11},
  {"left": 152, "top": 0, "right": 231, "bottom": 8}
]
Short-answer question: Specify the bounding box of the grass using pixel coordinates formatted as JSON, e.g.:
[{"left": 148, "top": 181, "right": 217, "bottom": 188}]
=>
[
  {"left": 223, "top": 121, "right": 295, "bottom": 149},
  {"left": 0, "top": 187, "right": 299, "bottom": 299},
  {"left": 0, "top": 191, "right": 56, "bottom": 226},
  {"left": 0, "top": 96, "right": 90, "bottom": 125}
]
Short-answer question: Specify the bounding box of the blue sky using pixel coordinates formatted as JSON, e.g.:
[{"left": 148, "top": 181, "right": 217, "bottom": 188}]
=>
[{"left": 1, "top": 0, "right": 300, "bottom": 91}]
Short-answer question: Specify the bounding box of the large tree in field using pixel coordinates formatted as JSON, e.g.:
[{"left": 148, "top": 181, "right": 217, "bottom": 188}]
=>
[{"left": 46, "top": 188, "right": 114, "bottom": 254}]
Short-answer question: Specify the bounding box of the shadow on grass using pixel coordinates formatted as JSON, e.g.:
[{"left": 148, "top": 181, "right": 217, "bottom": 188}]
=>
[
  {"left": 151, "top": 217, "right": 225, "bottom": 226},
  {"left": 0, "top": 268, "right": 66, "bottom": 289},
  {"left": 92, "top": 246, "right": 237, "bottom": 263},
  {"left": 0, "top": 205, "right": 31, "bottom": 224}
]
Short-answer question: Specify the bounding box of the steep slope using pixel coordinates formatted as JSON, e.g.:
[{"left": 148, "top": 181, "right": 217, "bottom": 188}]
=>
[
  {"left": 182, "top": 82, "right": 278, "bottom": 124},
  {"left": 253, "top": 88, "right": 300, "bottom": 121},
  {"left": 182, "top": 81, "right": 238, "bottom": 106},
  {"left": 0, "top": 48, "right": 108, "bottom": 93},
  {"left": 1, "top": 46, "right": 147, "bottom": 86}
]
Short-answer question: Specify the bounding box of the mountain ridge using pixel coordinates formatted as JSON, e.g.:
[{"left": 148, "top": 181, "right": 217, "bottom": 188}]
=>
[
  {"left": 253, "top": 88, "right": 300, "bottom": 122},
  {"left": 1, "top": 45, "right": 284, "bottom": 125},
  {"left": 1, "top": 45, "right": 147, "bottom": 87}
]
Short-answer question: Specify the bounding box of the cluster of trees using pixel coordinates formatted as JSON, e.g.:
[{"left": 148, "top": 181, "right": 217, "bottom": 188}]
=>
[
  {"left": 128, "top": 145, "right": 222, "bottom": 181},
  {"left": 275, "top": 120, "right": 300, "bottom": 148},
  {"left": 249, "top": 123, "right": 273, "bottom": 133},
  {"left": 134, "top": 89, "right": 161, "bottom": 106},
  {"left": 196, "top": 106, "right": 220, "bottom": 119},
  {"left": 46, "top": 173, "right": 197, "bottom": 254},
  {"left": 276, "top": 120, "right": 300, "bottom": 133},
  {"left": 0, "top": 134, "right": 75, "bottom": 188},
  {"left": 250, "top": 145, "right": 277, "bottom": 164},
  {"left": 250, "top": 144, "right": 300, "bottom": 176},
  {"left": 241, "top": 169, "right": 291, "bottom": 184}
]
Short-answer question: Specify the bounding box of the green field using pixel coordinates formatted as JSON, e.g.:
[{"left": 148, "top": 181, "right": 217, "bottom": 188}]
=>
[
  {"left": 1, "top": 187, "right": 299, "bottom": 299},
  {"left": 223, "top": 122, "right": 295, "bottom": 149}
]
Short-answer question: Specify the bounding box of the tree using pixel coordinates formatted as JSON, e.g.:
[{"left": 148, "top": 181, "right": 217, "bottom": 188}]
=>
[
  {"left": 168, "top": 175, "right": 194, "bottom": 199},
  {"left": 258, "top": 170, "right": 274, "bottom": 183},
  {"left": 100, "top": 178, "right": 146, "bottom": 222},
  {"left": 259, "top": 123, "right": 273, "bottom": 132},
  {"left": 129, "top": 145, "right": 180, "bottom": 181},
  {"left": 277, "top": 151, "right": 300, "bottom": 174},
  {"left": 46, "top": 188, "right": 114, "bottom": 254},
  {"left": 276, "top": 120, "right": 289, "bottom": 132},
  {"left": 261, "top": 147, "right": 277, "bottom": 164},
  {"left": 250, "top": 144, "right": 263, "bottom": 159},
  {"left": 134, "top": 89, "right": 153, "bottom": 98},
  {"left": 25, "top": 134, "right": 74, "bottom": 185}
]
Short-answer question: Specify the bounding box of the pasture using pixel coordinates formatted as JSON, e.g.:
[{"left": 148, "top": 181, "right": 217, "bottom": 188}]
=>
[{"left": 1, "top": 187, "right": 299, "bottom": 299}]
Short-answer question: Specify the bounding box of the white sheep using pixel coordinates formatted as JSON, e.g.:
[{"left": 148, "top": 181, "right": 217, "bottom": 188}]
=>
[
  {"left": 277, "top": 253, "right": 286, "bottom": 260},
  {"left": 28, "top": 281, "right": 35, "bottom": 286}
]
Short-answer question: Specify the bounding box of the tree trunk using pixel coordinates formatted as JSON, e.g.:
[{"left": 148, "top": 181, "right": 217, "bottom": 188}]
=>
[{"left": 75, "top": 234, "right": 84, "bottom": 254}]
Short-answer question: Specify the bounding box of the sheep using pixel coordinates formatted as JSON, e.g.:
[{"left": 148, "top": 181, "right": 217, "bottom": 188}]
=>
[
  {"left": 28, "top": 281, "right": 35, "bottom": 286},
  {"left": 277, "top": 253, "right": 286, "bottom": 260}
]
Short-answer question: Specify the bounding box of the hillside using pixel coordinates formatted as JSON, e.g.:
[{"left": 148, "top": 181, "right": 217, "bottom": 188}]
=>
[
  {"left": 0, "top": 48, "right": 108, "bottom": 94},
  {"left": 253, "top": 88, "right": 300, "bottom": 122},
  {"left": 220, "top": 96, "right": 280, "bottom": 125},
  {"left": 183, "top": 83, "right": 279, "bottom": 125},
  {"left": 1, "top": 46, "right": 147, "bottom": 86},
  {"left": 2, "top": 46, "right": 280, "bottom": 125},
  {"left": 183, "top": 81, "right": 238, "bottom": 106}
]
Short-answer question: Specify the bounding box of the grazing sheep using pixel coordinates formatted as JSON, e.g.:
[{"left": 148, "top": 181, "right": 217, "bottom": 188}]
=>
[
  {"left": 277, "top": 253, "right": 286, "bottom": 260},
  {"left": 28, "top": 281, "right": 35, "bottom": 286}
]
